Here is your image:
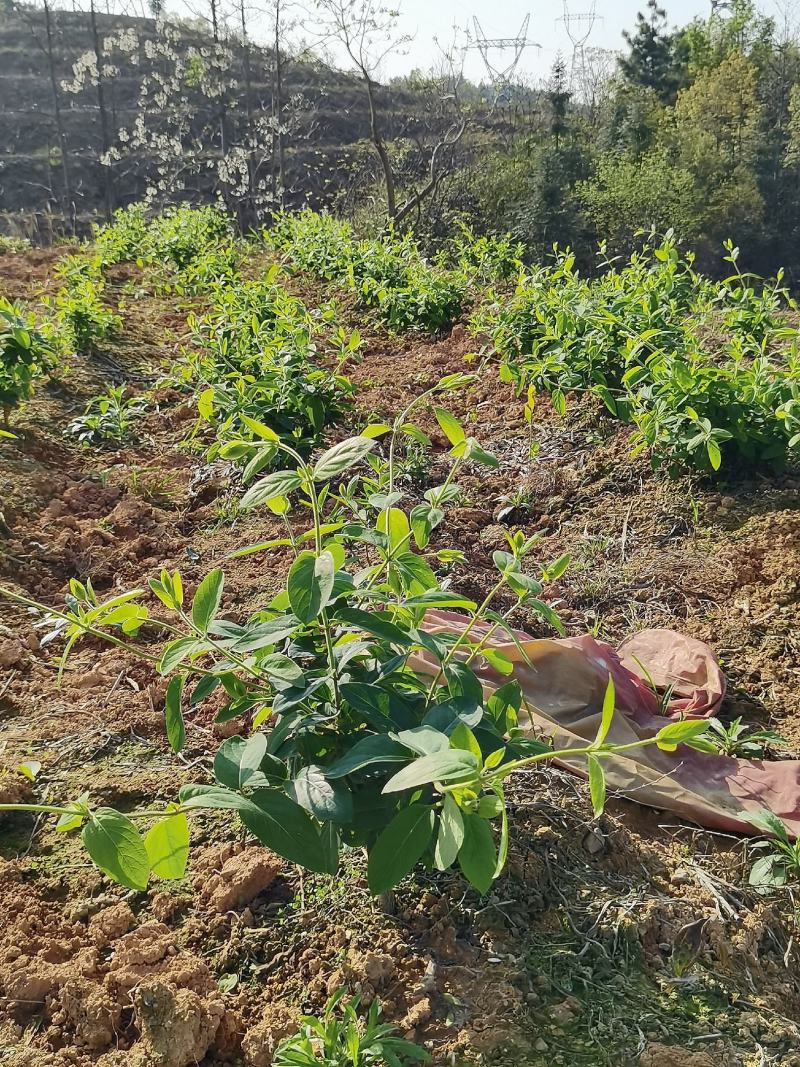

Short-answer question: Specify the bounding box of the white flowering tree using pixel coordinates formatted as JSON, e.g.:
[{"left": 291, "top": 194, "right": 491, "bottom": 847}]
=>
[{"left": 61, "top": 0, "right": 122, "bottom": 217}]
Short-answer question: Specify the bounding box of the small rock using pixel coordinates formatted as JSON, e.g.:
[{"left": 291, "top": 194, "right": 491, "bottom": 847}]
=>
[
  {"left": 582, "top": 828, "right": 606, "bottom": 855},
  {"left": 550, "top": 998, "right": 581, "bottom": 1025}
]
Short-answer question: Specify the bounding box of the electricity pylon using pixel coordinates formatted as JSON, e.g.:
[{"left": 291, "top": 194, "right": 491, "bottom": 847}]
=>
[
  {"left": 468, "top": 15, "right": 539, "bottom": 99},
  {"left": 557, "top": 0, "right": 600, "bottom": 97}
]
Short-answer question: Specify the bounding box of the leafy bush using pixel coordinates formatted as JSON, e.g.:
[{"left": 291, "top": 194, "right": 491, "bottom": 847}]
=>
[
  {"left": 269, "top": 211, "right": 467, "bottom": 333},
  {"left": 142, "top": 204, "right": 233, "bottom": 270},
  {"left": 65, "top": 385, "right": 148, "bottom": 446},
  {"left": 0, "top": 298, "right": 59, "bottom": 424},
  {"left": 577, "top": 150, "right": 703, "bottom": 255},
  {"left": 0, "top": 380, "right": 707, "bottom": 895},
  {"left": 474, "top": 235, "right": 800, "bottom": 473},
  {"left": 184, "top": 267, "right": 354, "bottom": 458},
  {"left": 54, "top": 254, "right": 121, "bottom": 353},
  {"left": 273, "top": 989, "right": 429, "bottom": 1066},
  {"left": 446, "top": 224, "right": 525, "bottom": 283},
  {"left": 0, "top": 235, "right": 33, "bottom": 255},
  {"left": 95, "top": 203, "right": 232, "bottom": 271},
  {"left": 94, "top": 204, "right": 150, "bottom": 264}
]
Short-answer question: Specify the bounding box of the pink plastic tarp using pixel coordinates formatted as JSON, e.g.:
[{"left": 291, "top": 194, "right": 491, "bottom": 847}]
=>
[{"left": 416, "top": 611, "right": 800, "bottom": 838}]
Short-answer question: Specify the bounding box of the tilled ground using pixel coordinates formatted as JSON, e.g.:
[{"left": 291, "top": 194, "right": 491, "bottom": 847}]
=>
[{"left": 0, "top": 251, "right": 799, "bottom": 1067}]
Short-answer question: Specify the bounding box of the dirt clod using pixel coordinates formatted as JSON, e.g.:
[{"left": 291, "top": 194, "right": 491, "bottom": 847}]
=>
[
  {"left": 201, "top": 848, "right": 281, "bottom": 913},
  {"left": 132, "top": 980, "right": 225, "bottom": 1067},
  {"left": 241, "top": 1002, "right": 301, "bottom": 1067}
]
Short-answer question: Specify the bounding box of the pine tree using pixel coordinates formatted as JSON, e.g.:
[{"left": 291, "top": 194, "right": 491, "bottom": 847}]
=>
[{"left": 619, "top": 0, "right": 687, "bottom": 104}]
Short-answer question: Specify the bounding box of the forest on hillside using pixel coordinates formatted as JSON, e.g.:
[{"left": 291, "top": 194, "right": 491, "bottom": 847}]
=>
[{"left": 4, "top": 0, "right": 800, "bottom": 281}]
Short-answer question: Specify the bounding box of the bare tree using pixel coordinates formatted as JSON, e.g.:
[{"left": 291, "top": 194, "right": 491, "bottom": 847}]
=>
[
  {"left": 61, "top": 0, "right": 120, "bottom": 218},
  {"left": 271, "top": 0, "right": 287, "bottom": 206},
  {"left": 310, "top": 1, "right": 469, "bottom": 225},
  {"left": 391, "top": 29, "right": 469, "bottom": 227},
  {"left": 9, "top": 0, "right": 74, "bottom": 225},
  {"left": 88, "top": 0, "right": 116, "bottom": 217},
  {"left": 311, "top": 0, "right": 408, "bottom": 219}
]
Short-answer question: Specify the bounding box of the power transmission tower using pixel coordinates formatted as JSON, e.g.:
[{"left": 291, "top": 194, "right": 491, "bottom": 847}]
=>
[
  {"left": 468, "top": 15, "right": 539, "bottom": 100},
  {"left": 556, "top": 0, "right": 600, "bottom": 98}
]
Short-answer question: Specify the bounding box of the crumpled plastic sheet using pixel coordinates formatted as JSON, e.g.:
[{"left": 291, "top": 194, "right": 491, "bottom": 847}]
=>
[{"left": 417, "top": 611, "right": 799, "bottom": 837}]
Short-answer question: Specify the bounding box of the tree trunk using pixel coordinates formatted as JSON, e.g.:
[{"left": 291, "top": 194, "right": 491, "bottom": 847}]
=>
[
  {"left": 364, "top": 74, "right": 396, "bottom": 220},
  {"left": 89, "top": 0, "right": 115, "bottom": 220},
  {"left": 42, "top": 0, "right": 73, "bottom": 229},
  {"left": 239, "top": 0, "right": 258, "bottom": 228},
  {"left": 272, "top": 0, "right": 286, "bottom": 210}
]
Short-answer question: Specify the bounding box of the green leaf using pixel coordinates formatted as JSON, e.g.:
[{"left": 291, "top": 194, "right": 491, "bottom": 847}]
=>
[
  {"left": 543, "top": 553, "right": 570, "bottom": 581},
  {"left": 749, "top": 854, "right": 788, "bottom": 888},
  {"left": 458, "top": 813, "right": 496, "bottom": 894},
  {"left": 158, "top": 637, "right": 203, "bottom": 675},
  {"left": 145, "top": 813, "right": 190, "bottom": 880},
  {"left": 587, "top": 754, "right": 606, "bottom": 818},
  {"left": 434, "top": 407, "right": 465, "bottom": 446},
  {"left": 450, "top": 723, "right": 483, "bottom": 763},
  {"left": 287, "top": 551, "right": 335, "bottom": 624},
  {"left": 239, "top": 733, "right": 269, "bottom": 789},
  {"left": 595, "top": 676, "right": 615, "bottom": 748},
  {"left": 410, "top": 503, "right": 444, "bottom": 549},
  {"left": 382, "top": 750, "right": 478, "bottom": 793},
  {"left": 214, "top": 736, "right": 248, "bottom": 790},
  {"left": 655, "top": 718, "right": 712, "bottom": 752},
  {"left": 197, "top": 387, "right": 214, "bottom": 420},
  {"left": 313, "top": 436, "right": 376, "bottom": 481},
  {"left": 164, "top": 675, "right": 185, "bottom": 754},
  {"left": 361, "top": 422, "right": 391, "bottom": 438},
  {"left": 260, "top": 653, "right": 304, "bottom": 685},
  {"left": 476, "top": 795, "right": 503, "bottom": 818},
  {"left": 82, "top": 809, "right": 150, "bottom": 891},
  {"left": 707, "top": 439, "right": 722, "bottom": 471},
  {"left": 191, "top": 569, "right": 225, "bottom": 633},
  {"left": 239, "top": 413, "right": 280, "bottom": 441},
  {"left": 240, "top": 788, "right": 329, "bottom": 873},
  {"left": 56, "top": 793, "right": 90, "bottom": 833},
  {"left": 287, "top": 765, "right": 354, "bottom": 824},
  {"left": 367, "top": 804, "right": 434, "bottom": 894},
  {"left": 325, "top": 735, "right": 410, "bottom": 778},
  {"left": 241, "top": 469, "right": 304, "bottom": 510},
  {"left": 16, "top": 760, "right": 42, "bottom": 782},
  {"left": 395, "top": 726, "right": 449, "bottom": 756},
  {"left": 334, "top": 607, "right": 414, "bottom": 648},
  {"left": 402, "top": 591, "right": 477, "bottom": 610},
  {"left": 750, "top": 808, "right": 791, "bottom": 844},
  {"left": 179, "top": 783, "right": 256, "bottom": 811},
  {"left": 434, "top": 794, "right": 464, "bottom": 871},
  {"left": 377, "top": 507, "right": 411, "bottom": 552}
]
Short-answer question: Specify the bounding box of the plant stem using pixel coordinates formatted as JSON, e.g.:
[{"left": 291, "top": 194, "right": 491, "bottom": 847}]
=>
[
  {"left": 424, "top": 572, "right": 510, "bottom": 702},
  {"left": 485, "top": 736, "right": 659, "bottom": 785}
]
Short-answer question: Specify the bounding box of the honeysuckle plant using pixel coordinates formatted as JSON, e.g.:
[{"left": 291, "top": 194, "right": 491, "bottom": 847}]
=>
[
  {"left": 0, "top": 297, "right": 61, "bottom": 428},
  {"left": 0, "top": 375, "right": 710, "bottom": 895}
]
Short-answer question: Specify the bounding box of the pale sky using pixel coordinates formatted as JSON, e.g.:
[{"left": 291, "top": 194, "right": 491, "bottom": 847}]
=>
[
  {"left": 169, "top": 0, "right": 793, "bottom": 84},
  {"left": 381, "top": 0, "right": 713, "bottom": 83}
]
